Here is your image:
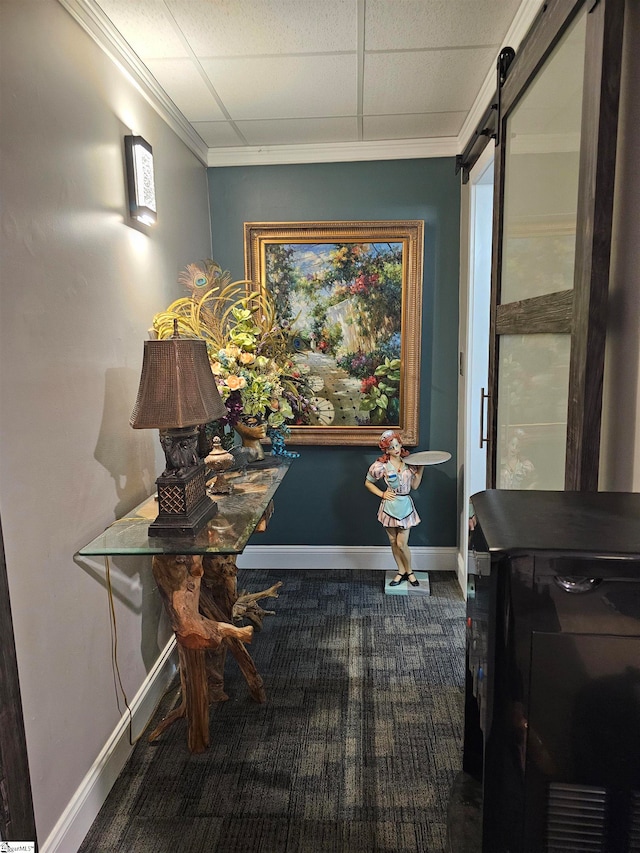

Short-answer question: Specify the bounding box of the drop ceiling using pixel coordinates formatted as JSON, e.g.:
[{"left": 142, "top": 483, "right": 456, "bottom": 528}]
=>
[{"left": 62, "top": 0, "right": 544, "bottom": 166}]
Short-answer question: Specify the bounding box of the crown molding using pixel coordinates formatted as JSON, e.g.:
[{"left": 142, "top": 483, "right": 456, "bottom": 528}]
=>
[
  {"left": 57, "top": 0, "right": 209, "bottom": 165},
  {"left": 207, "top": 136, "right": 458, "bottom": 167}
]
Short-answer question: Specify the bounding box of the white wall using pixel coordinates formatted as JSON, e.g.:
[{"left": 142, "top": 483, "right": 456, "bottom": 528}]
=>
[{"left": 0, "top": 0, "right": 212, "bottom": 847}]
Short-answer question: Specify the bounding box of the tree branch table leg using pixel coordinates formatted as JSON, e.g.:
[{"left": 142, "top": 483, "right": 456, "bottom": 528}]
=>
[
  {"left": 148, "top": 645, "right": 187, "bottom": 743},
  {"left": 149, "top": 551, "right": 280, "bottom": 749},
  {"left": 200, "top": 554, "right": 269, "bottom": 702},
  {"left": 181, "top": 647, "right": 210, "bottom": 753},
  {"left": 151, "top": 554, "right": 252, "bottom": 751},
  {"left": 225, "top": 637, "right": 266, "bottom": 703}
]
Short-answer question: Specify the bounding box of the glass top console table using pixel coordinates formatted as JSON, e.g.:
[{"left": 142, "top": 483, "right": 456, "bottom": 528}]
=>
[
  {"left": 79, "top": 458, "right": 291, "bottom": 557},
  {"left": 79, "top": 458, "right": 292, "bottom": 753}
]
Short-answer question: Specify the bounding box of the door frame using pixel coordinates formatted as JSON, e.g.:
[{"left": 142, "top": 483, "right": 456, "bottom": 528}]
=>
[{"left": 458, "top": 143, "right": 495, "bottom": 593}]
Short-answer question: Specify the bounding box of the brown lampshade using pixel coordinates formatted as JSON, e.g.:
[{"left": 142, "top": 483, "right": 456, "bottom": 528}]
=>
[{"left": 130, "top": 336, "right": 227, "bottom": 429}]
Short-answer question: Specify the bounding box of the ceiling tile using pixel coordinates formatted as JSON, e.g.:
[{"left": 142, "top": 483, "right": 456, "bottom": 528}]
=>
[
  {"left": 364, "top": 47, "right": 496, "bottom": 115},
  {"left": 191, "top": 122, "right": 245, "bottom": 147},
  {"left": 364, "top": 112, "right": 467, "bottom": 141},
  {"left": 200, "top": 55, "right": 357, "bottom": 120},
  {"left": 365, "top": 0, "right": 522, "bottom": 50},
  {"left": 145, "top": 59, "right": 227, "bottom": 121},
  {"left": 235, "top": 117, "right": 359, "bottom": 146},
  {"left": 95, "top": 0, "right": 188, "bottom": 59},
  {"left": 167, "top": 0, "right": 356, "bottom": 56}
]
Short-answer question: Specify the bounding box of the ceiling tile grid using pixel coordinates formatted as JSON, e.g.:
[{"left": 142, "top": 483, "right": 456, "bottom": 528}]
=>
[
  {"left": 364, "top": 0, "right": 523, "bottom": 51},
  {"left": 167, "top": 0, "right": 357, "bottom": 56},
  {"left": 198, "top": 54, "right": 358, "bottom": 121},
  {"left": 363, "top": 47, "right": 498, "bottom": 115},
  {"left": 87, "top": 0, "right": 539, "bottom": 156},
  {"left": 364, "top": 111, "right": 469, "bottom": 141}
]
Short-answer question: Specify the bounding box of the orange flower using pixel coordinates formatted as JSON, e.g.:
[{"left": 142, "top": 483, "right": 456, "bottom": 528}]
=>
[
  {"left": 239, "top": 351, "right": 255, "bottom": 365},
  {"left": 225, "top": 375, "right": 246, "bottom": 391}
]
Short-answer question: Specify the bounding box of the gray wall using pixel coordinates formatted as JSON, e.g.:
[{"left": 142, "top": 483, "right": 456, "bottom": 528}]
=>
[
  {"left": 0, "top": 0, "right": 212, "bottom": 845},
  {"left": 208, "top": 160, "right": 460, "bottom": 547}
]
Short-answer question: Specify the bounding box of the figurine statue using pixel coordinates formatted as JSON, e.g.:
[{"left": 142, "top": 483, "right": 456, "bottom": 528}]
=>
[
  {"left": 234, "top": 418, "right": 267, "bottom": 461},
  {"left": 364, "top": 430, "right": 424, "bottom": 587}
]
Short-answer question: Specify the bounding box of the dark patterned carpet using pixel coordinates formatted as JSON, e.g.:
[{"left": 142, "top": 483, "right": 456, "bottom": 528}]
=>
[{"left": 79, "top": 570, "right": 465, "bottom": 853}]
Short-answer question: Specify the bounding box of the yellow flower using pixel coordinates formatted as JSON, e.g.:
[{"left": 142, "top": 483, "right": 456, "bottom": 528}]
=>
[
  {"left": 239, "top": 351, "right": 255, "bottom": 365},
  {"left": 225, "top": 375, "right": 247, "bottom": 391},
  {"left": 223, "top": 345, "right": 242, "bottom": 359}
]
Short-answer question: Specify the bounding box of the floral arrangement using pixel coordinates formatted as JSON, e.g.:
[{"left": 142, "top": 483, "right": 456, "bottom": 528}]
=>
[{"left": 151, "top": 260, "right": 316, "bottom": 445}]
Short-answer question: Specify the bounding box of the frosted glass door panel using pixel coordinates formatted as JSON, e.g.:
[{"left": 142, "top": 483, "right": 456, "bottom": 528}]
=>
[
  {"left": 497, "top": 335, "right": 570, "bottom": 490},
  {"left": 500, "top": 10, "right": 586, "bottom": 305}
]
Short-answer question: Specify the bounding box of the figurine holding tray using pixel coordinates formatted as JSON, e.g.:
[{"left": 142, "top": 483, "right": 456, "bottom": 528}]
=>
[{"left": 364, "top": 430, "right": 425, "bottom": 587}]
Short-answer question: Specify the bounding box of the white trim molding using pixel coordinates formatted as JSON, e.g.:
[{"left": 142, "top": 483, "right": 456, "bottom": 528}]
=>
[
  {"left": 57, "top": 0, "right": 209, "bottom": 164},
  {"left": 237, "top": 545, "right": 457, "bottom": 572},
  {"left": 40, "top": 639, "right": 178, "bottom": 853},
  {"left": 206, "top": 137, "right": 458, "bottom": 167}
]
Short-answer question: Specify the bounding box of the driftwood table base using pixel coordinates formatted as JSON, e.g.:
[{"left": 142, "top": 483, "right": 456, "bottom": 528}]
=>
[{"left": 148, "top": 552, "right": 281, "bottom": 753}]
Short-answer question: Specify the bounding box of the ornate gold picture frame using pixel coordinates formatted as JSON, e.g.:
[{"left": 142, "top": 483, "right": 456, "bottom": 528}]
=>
[{"left": 244, "top": 220, "right": 423, "bottom": 446}]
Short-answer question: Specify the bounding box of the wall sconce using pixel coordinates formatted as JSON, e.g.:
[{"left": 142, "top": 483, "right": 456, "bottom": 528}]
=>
[
  {"left": 130, "top": 322, "right": 228, "bottom": 536},
  {"left": 124, "top": 135, "right": 157, "bottom": 226}
]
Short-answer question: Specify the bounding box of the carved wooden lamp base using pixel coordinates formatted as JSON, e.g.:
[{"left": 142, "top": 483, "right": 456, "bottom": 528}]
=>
[{"left": 150, "top": 463, "right": 217, "bottom": 537}]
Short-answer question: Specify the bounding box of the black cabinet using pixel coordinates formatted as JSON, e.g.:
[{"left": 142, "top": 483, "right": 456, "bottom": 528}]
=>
[{"left": 461, "top": 490, "right": 640, "bottom": 853}]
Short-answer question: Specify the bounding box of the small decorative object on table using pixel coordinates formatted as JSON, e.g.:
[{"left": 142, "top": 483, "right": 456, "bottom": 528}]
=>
[
  {"left": 234, "top": 417, "right": 267, "bottom": 461},
  {"left": 205, "top": 436, "right": 234, "bottom": 494},
  {"left": 267, "top": 424, "right": 300, "bottom": 458}
]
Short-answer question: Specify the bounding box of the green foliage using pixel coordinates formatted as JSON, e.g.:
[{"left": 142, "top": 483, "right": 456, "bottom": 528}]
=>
[{"left": 359, "top": 358, "right": 401, "bottom": 425}]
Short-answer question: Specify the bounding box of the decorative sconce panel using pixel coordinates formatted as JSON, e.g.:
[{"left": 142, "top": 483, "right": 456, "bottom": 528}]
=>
[{"left": 124, "top": 135, "right": 156, "bottom": 226}]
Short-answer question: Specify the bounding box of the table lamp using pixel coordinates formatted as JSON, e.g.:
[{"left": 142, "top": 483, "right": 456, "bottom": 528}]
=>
[{"left": 130, "top": 322, "right": 227, "bottom": 536}]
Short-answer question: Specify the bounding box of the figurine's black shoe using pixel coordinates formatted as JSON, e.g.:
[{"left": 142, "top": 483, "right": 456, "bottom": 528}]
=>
[
  {"left": 389, "top": 573, "right": 407, "bottom": 587},
  {"left": 407, "top": 572, "right": 419, "bottom": 587}
]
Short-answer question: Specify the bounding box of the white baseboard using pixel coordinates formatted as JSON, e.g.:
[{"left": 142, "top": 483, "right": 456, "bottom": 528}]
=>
[
  {"left": 40, "top": 638, "right": 178, "bottom": 853},
  {"left": 236, "top": 545, "right": 457, "bottom": 572}
]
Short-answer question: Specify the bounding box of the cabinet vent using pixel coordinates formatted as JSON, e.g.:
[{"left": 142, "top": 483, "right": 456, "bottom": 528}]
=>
[
  {"left": 546, "top": 783, "right": 607, "bottom": 852},
  {"left": 629, "top": 790, "right": 640, "bottom": 853}
]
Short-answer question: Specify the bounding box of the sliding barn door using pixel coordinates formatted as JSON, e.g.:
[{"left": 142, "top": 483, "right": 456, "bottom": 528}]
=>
[{"left": 486, "top": 0, "right": 624, "bottom": 490}]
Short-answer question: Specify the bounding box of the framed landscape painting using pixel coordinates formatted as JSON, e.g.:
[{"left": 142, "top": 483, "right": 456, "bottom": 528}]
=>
[{"left": 244, "top": 220, "right": 424, "bottom": 446}]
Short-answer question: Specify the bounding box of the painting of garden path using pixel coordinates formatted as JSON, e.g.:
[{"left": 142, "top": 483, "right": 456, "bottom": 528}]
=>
[{"left": 265, "top": 241, "right": 403, "bottom": 427}]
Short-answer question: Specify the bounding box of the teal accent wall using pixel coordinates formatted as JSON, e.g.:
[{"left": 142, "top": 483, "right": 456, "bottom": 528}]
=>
[{"left": 207, "top": 158, "right": 460, "bottom": 547}]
